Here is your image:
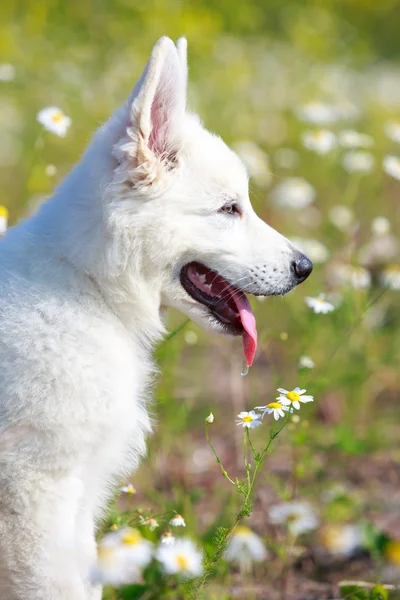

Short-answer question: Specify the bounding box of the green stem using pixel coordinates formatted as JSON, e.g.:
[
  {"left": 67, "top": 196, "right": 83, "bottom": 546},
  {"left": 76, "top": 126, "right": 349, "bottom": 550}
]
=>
[{"left": 205, "top": 424, "right": 235, "bottom": 485}]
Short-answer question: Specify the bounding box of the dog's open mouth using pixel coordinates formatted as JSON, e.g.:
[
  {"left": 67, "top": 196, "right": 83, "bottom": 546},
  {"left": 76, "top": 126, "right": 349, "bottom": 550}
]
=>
[{"left": 180, "top": 262, "right": 257, "bottom": 366}]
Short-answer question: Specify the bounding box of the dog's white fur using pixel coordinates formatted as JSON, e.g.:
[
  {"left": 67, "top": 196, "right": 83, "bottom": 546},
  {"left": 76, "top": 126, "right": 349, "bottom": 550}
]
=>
[{"left": 0, "top": 37, "right": 306, "bottom": 599}]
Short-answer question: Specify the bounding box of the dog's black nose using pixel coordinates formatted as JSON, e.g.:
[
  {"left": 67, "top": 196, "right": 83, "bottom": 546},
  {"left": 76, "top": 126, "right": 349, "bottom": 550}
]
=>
[{"left": 293, "top": 253, "right": 313, "bottom": 282}]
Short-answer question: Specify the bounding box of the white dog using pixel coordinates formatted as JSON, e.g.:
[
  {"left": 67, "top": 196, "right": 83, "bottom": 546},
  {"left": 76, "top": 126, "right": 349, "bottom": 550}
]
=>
[{"left": 0, "top": 37, "right": 312, "bottom": 599}]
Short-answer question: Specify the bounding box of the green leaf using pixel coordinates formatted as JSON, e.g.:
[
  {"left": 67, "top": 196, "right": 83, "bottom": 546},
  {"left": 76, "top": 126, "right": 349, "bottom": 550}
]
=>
[
  {"left": 369, "top": 585, "right": 388, "bottom": 600},
  {"left": 339, "top": 584, "right": 369, "bottom": 600}
]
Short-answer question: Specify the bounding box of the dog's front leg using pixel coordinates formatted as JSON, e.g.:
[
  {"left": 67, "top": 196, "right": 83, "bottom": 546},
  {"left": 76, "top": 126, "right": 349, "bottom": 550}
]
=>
[{"left": 0, "top": 471, "right": 88, "bottom": 600}]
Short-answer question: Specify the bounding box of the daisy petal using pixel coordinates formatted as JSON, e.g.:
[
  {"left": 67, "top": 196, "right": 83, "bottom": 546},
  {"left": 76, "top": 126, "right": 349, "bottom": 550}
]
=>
[{"left": 300, "top": 395, "right": 314, "bottom": 403}]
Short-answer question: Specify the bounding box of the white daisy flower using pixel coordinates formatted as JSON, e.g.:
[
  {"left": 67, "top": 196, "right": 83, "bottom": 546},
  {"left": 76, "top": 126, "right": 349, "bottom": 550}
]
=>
[
  {"left": 139, "top": 517, "right": 159, "bottom": 531},
  {"left": 169, "top": 514, "right": 186, "bottom": 527},
  {"left": 205, "top": 412, "right": 214, "bottom": 424},
  {"left": 93, "top": 527, "right": 153, "bottom": 585},
  {"left": 233, "top": 141, "right": 271, "bottom": 187},
  {"left": 0, "top": 205, "right": 9, "bottom": 235},
  {"left": 277, "top": 387, "right": 314, "bottom": 411},
  {"left": 45, "top": 164, "right": 57, "bottom": 177},
  {"left": 236, "top": 410, "right": 262, "bottom": 429},
  {"left": 291, "top": 237, "right": 329, "bottom": 264},
  {"left": 342, "top": 151, "right": 375, "bottom": 173},
  {"left": 268, "top": 501, "right": 319, "bottom": 536},
  {"left": 296, "top": 102, "right": 339, "bottom": 126},
  {"left": 37, "top": 106, "right": 71, "bottom": 137},
  {"left": 329, "top": 205, "right": 354, "bottom": 232},
  {"left": 298, "top": 356, "right": 315, "bottom": 370},
  {"left": 305, "top": 294, "right": 335, "bottom": 314},
  {"left": 156, "top": 538, "right": 203, "bottom": 577},
  {"left": 0, "top": 64, "right": 15, "bottom": 82},
  {"left": 224, "top": 526, "right": 268, "bottom": 569},
  {"left": 380, "top": 265, "right": 400, "bottom": 290},
  {"left": 161, "top": 531, "right": 176, "bottom": 545},
  {"left": 302, "top": 129, "right": 337, "bottom": 155},
  {"left": 371, "top": 216, "right": 391, "bottom": 236},
  {"left": 272, "top": 178, "right": 316, "bottom": 210},
  {"left": 331, "top": 264, "right": 371, "bottom": 290},
  {"left": 384, "top": 120, "right": 400, "bottom": 144},
  {"left": 274, "top": 148, "right": 300, "bottom": 169},
  {"left": 120, "top": 483, "right": 136, "bottom": 495},
  {"left": 383, "top": 155, "right": 400, "bottom": 181},
  {"left": 184, "top": 330, "right": 198, "bottom": 345},
  {"left": 320, "top": 524, "right": 363, "bottom": 557},
  {"left": 338, "top": 130, "right": 374, "bottom": 149},
  {"left": 255, "top": 402, "right": 289, "bottom": 421}
]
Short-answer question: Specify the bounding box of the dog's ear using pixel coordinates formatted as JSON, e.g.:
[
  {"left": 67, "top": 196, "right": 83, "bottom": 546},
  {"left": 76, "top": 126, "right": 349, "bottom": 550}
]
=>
[{"left": 117, "top": 37, "right": 187, "bottom": 180}]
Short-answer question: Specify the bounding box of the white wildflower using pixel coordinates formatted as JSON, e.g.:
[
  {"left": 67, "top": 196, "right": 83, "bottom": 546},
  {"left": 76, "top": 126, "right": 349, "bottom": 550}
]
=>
[
  {"left": 0, "top": 64, "right": 15, "bottom": 82},
  {"left": 329, "top": 205, "right": 354, "bottom": 232},
  {"left": 156, "top": 538, "right": 203, "bottom": 577},
  {"left": 305, "top": 294, "right": 335, "bottom": 314},
  {"left": 277, "top": 387, "right": 314, "bottom": 411},
  {"left": 298, "top": 356, "right": 315, "bottom": 370},
  {"left": 383, "top": 155, "right": 400, "bottom": 181},
  {"left": 169, "top": 514, "right": 186, "bottom": 527},
  {"left": 380, "top": 265, "right": 400, "bottom": 290},
  {"left": 342, "top": 151, "right": 375, "bottom": 173},
  {"left": 296, "top": 102, "right": 339, "bottom": 126},
  {"left": 225, "top": 526, "right": 268, "bottom": 569},
  {"left": 0, "top": 206, "right": 9, "bottom": 235},
  {"left": 236, "top": 410, "right": 262, "bottom": 429},
  {"left": 371, "top": 216, "right": 391, "bottom": 236},
  {"left": 233, "top": 141, "right": 271, "bottom": 187},
  {"left": 184, "top": 330, "right": 198, "bottom": 345},
  {"left": 338, "top": 130, "right": 373, "bottom": 149},
  {"left": 45, "top": 164, "right": 57, "bottom": 177},
  {"left": 255, "top": 402, "right": 289, "bottom": 421},
  {"left": 269, "top": 501, "right": 319, "bottom": 536},
  {"left": 139, "top": 517, "right": 159, "bottom": 531},
  {"left": 292, "top": 237, "right": 329, "bottom": 264},
  {"left": 161, "top": 531, "right": 175, "bottom": 545},
  {"left": 272, "top": 178, "right": 316, "bottom": 210},
  {"left": 320, "top": 524, "right": 363, "bottom": 557},
  {"left": 37, "top": 106, "right": 71, "bottom": 137},
  {"left": 93, "top": 528, "right": 153, "bottom": 585},
  {"left": 331, "top": 264, "right": 371, "bottom": 290},
  {"left": 384, "top": 120, "right": 400, "bottom": 144},
  {"left": 302, "top": 129, "right": 336, "bottom": 155},
  {"left": 120, "top": 483, "right": 136, "bottom": 495},
  {"left": 205, "top": 412, "right": 214, "bottom": 424},
  {"left": 274, "top": 148, "right": 300, "bottom": 169}
]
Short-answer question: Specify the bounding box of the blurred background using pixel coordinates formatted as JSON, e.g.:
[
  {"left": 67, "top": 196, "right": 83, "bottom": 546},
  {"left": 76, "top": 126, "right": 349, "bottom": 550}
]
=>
[{"left": 1, "top": 1, "right": 400, "bottom": 598}]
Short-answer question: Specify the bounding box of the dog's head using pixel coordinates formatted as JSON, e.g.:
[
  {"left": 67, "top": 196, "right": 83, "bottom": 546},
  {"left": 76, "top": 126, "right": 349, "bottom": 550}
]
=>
[{"left": 105, "top": 37, "right": 312, "bottom": 364}]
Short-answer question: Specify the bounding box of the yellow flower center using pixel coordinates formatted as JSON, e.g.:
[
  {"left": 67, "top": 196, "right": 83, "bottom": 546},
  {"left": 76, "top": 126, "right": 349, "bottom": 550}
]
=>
[
  {"left": 242, "top": 415, "right": 253, "bottom": 423},
  {"left": 121, "top": 529, "right": 142, "bottom": 546},
  {"left": 98, "top": 546, "right": 114, "bottom": 561},
  {"left": 51, "top": 111, "right": 64, "bottom": 123},
  {"left": 235, "top": 526, "right": 252, "bottom": 537},
  {"left": 286, "top": 391, "right": 300, "bottom": 402},
  {"left": 385, "top": 540, "right": 400, "bottom": 565},
  {"left": 176, "top": 554, "right": 189, "bottom": 571},
  {"left": 268, "top": 402, "right": 282, "bottom": 409},
  {"left": 0, "top": 206, "right": 9, "bottom": 218}
]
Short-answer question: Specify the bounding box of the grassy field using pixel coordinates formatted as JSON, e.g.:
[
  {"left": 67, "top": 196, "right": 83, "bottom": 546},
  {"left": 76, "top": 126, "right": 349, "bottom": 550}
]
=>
[{"left": 1, "top": 1, "right": 400, "bottom": 599}]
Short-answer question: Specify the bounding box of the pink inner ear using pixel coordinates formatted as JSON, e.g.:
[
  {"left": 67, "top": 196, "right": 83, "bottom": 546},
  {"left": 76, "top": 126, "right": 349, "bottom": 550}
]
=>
[
  {"left": 147, "top": 58, "right": 182, "bottom": 159},
  {"left": 148, "top": 94, "right": 167, "bottom": 156}
]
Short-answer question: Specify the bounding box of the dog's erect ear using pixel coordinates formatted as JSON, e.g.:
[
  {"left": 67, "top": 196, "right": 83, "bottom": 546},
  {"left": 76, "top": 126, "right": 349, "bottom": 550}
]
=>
[
  {"left": 125, "top": 36, "right": 187, "bottom": 171},
  {"left": 175, "top": 37, "right": 188, "bottom": 94}
]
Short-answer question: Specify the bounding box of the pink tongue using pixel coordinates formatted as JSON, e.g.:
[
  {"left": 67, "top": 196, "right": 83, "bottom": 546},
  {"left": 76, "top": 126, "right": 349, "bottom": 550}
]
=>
[{"left": 232, "top": 294, "right": 258, "bottom": 366}]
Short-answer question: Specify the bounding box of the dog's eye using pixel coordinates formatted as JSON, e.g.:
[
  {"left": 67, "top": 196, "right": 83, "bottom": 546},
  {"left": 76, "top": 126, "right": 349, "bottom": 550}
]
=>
[{"left": 220, "top": 203, "right": 240, "bottom": 216}]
